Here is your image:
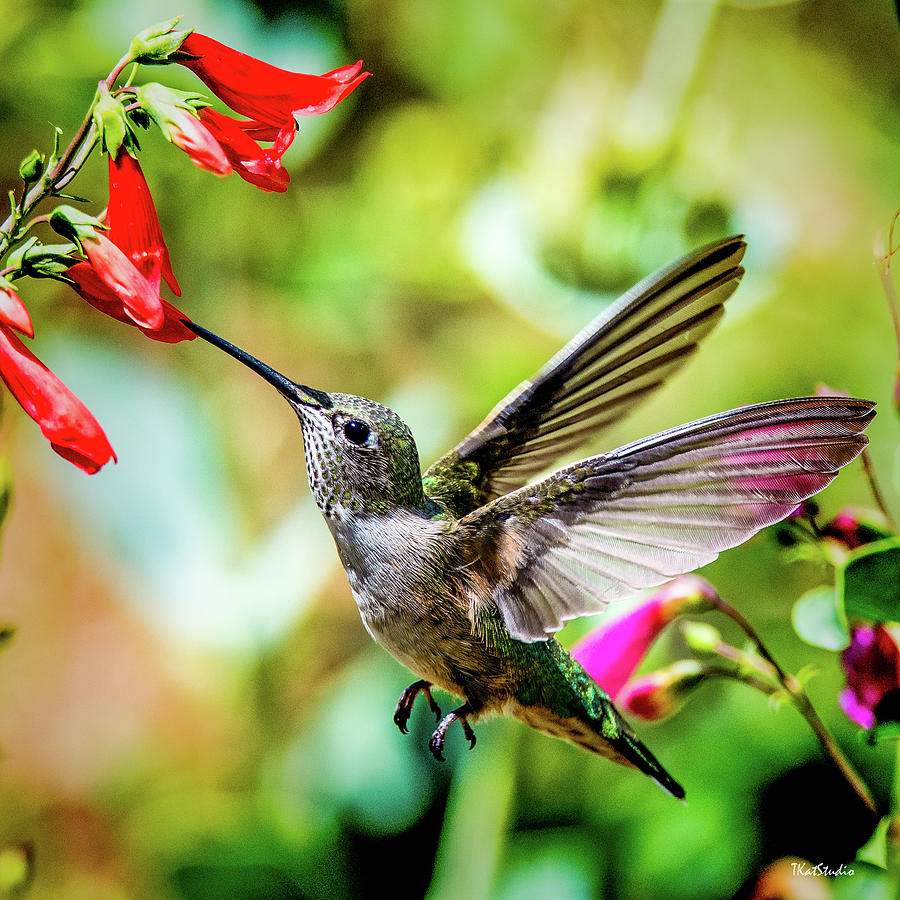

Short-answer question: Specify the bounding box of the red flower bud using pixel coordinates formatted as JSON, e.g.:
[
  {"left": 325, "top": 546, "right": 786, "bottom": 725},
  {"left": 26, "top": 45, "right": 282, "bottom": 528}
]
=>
[
  {"left": 78, "top": 231, "right": 165, "bottom": 331},
  {"left": 163, "top": 105, "right": 231, "bottom": 175},
  {"left": 0, "top": 324, "right": 115, "bottom": 473}
]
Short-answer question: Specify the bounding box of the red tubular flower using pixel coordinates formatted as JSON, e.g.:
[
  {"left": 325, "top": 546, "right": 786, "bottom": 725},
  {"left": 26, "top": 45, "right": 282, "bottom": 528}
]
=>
[
  {"left": 78, "top": 230, "right": 164, "bottom": 331},
  {"left": 0, "top": 281, "right": 33, "bottom": 337},
  {"left": 178, "top": 33, "right": 370, "bottom": 128},
  {"left": 571, "top": 575, "right": 719, "bottom": 697},
  {"left": 839, "top": 624, "right": 900, "bottom": 730},
  {"left": 163, "top": 104, "right": 231, "bottom": 175},
  {"left": 67, "top": 263, "right": 194, "bottom": 344},
  {"left": 197, "top": 108, "right": 291, "bottom": 192},
  {"left": 0, "top": 324, "right": 115, "bottom": 473},
  {"left": 67, "top": 152, "right": 195, "bottom": 343},
  {"left": 107, "top": 150, "right": 180, "bottom": 295}
]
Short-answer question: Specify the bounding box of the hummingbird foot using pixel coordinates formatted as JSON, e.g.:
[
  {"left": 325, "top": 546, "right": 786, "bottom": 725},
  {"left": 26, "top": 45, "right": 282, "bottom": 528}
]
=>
[
  {"left": 429, "top": 703, "right": 477, "bottom": 762},
  {"left": 394, "top": 680, "right": 442, "bottom": 735}
]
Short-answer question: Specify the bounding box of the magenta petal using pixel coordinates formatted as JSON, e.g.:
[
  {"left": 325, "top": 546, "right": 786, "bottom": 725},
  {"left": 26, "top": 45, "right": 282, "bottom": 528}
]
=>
[
  {"left": 571, "top": 602, "right": 668, "bottom": 697},
  {"left": 839, "top": 687, "right": 875, "bottom": 730}
]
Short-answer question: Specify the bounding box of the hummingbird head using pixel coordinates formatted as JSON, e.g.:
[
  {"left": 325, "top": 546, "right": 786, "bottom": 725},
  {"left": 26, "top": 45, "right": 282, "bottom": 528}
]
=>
[{"left": 184, "top": 321, "right": 426, "bottom": 517}]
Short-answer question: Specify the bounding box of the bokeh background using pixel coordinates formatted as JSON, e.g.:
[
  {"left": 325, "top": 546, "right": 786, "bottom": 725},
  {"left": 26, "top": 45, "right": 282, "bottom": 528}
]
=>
[{"left": 1, "top": 0, "right": 899, "bottom": 897}]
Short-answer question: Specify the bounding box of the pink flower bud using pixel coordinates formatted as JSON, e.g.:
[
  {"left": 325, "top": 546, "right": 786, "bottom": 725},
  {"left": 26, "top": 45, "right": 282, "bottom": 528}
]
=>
[
  {"left": 164, "top": 106, "right": 231, "bottom": 175},
  {"left": 821, "top": 507, "right": 892, "bottom": 550},
  {"left": 619, "top": 660, "right": 705, "bottom": 721},
  {"left": 571, "top": 575, "right": 720, "bottom": 697}
]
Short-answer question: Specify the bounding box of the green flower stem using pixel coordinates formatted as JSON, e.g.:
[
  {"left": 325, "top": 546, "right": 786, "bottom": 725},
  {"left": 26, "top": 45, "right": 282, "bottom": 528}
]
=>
[
  {"left": 703, "top": 665, "right": 779, "bottom": 696},
  {"left": 0, "top": 51, "right": 132, "bottom": 258},
  {"left": 861, "top": 446, "right": 897, "bottom": 533},
  {"left": 716, "top": 597, "right": 879, "bottom": 817}
]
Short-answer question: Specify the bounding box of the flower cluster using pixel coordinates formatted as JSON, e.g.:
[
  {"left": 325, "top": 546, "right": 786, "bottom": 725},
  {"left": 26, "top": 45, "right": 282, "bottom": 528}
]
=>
[{"left": 0, "top": 19, "right": 368, "bottom": 472}]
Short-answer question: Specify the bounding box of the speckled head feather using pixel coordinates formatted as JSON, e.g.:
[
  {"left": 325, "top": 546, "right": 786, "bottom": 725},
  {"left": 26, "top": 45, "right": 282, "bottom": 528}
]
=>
[
  {"left": 298, "top": 393, "right": 426, "bottom": 516},
  {"left": 183, "top": 320, "right": 427, "bottom": 516}
]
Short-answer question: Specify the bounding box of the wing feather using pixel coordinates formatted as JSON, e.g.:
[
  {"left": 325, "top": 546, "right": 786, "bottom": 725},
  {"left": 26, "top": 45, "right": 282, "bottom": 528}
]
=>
[
  {"left": 424, "top": 235, "right": 747, "bottom": 515},
  {"left": 455, "top": 397, "right": 875, "bottom": 641}
]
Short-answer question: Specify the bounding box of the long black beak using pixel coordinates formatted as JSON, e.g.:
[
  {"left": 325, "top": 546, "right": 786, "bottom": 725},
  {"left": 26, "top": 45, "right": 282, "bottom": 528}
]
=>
[{"left": 183, "top": 320, "right": 331, "bottom": 409}]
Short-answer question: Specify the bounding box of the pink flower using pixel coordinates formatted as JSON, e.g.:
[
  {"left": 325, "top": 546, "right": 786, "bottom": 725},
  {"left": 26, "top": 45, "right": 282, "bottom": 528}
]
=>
[
  {"left": 821, "top": 507, "right": 891, "bottom": 551},
  {"left": 178, "top": 34, "right": 370, "bottom": 129},
  {"left": 0, "top": 324, "right": 115, "bottom": 474},
  {"left": 839, "top": 624, "right": 900, "bottom": 730},
  {"left": 571, "top": 575, "right": 719, "bottom": 697}
]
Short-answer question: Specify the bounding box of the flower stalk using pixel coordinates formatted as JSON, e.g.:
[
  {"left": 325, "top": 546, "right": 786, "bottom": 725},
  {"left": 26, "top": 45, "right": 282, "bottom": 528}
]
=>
[{"left": 714, "top": 597, "right": 879, "bottom": 817}]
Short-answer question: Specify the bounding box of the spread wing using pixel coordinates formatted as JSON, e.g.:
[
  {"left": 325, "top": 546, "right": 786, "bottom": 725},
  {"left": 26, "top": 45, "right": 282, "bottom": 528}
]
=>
[
  {"left": 424, "top": 235, "right": 747, "bottom": 516},
  {"left": 453, "top": 398, "right": 875, "bottom": 642}
]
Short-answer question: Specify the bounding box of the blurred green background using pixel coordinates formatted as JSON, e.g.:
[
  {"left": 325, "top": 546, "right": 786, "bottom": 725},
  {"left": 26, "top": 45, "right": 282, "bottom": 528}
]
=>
[{"left": 1, "top": 0, "right": 899, "bottom": 897}]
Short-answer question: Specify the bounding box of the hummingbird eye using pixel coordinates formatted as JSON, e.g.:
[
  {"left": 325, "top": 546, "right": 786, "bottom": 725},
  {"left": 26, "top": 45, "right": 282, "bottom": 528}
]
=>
[{"left": 342, "top": 419, "right": 371, "bottom": 445}]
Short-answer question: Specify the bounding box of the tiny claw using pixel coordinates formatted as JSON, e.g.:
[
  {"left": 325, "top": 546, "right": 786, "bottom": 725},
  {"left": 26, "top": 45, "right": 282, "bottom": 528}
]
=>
[
  {"left": 394, "top": 679, "right": 436, "bottom": 736},
  {"left": 428, "top": 703, "right": 477, "bottom": 761},
  {"left": 429, "top": 734, "right": 446, "bottom": 762}
]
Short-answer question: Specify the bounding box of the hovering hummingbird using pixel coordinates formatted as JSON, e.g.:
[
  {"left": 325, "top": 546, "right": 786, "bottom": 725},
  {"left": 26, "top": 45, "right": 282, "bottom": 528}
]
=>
[{"left": 185, "top": 235, "right": 874, "bottom": 799}]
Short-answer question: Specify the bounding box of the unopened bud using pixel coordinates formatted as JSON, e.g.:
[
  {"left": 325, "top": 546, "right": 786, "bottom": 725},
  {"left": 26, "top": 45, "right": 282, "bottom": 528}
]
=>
[
  {"left": 18, "top": 149, "right": 44, "bottom": 182},
  {"left": 128, "top": 17, "right": 193, "bottom": 64},
  {"left": 681, "top": 621, "right": 723, "bottom": 656},
  {"left": 92, "top": 89, "right": 129, "bottom": 156},
  {"left": 822, "top": 507, "right": 892, "bottom": 551},
  {"left": 653, "top": 574, "right": 720, "bottom": 619},
  {"left": 49, "top": 205, "right": 105, "bottom": 252},
  {"left": 619, "top": 660, "right": 705, "bottom": 721}
]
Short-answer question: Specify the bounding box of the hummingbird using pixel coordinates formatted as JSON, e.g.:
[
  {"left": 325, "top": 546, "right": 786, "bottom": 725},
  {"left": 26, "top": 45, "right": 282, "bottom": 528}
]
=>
[{"left": 185, "top": 235, "right": 874, "bottom": 799}]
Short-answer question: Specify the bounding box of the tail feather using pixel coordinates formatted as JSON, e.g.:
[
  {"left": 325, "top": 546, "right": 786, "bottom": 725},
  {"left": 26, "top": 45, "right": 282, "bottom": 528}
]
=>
[{"left": 511, "top": 640, "right": 684, "bottom": 798}]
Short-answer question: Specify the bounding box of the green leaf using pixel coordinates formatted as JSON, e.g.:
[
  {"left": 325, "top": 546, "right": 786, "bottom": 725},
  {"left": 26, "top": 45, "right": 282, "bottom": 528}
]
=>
[
  {"left": 838, "top": 538, "right": 900, "bottom": 623},
  {"left": 792, "top": 585, "right": 849, "bottom": 650},
  {"left": 856, "top": 815, "right": 889, "bottom": 870}
]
